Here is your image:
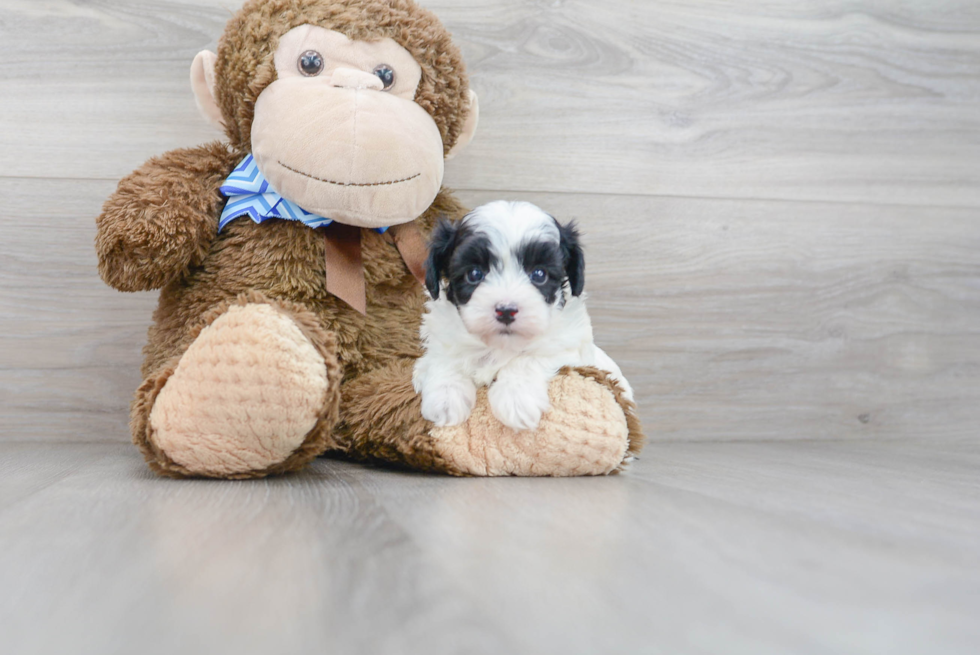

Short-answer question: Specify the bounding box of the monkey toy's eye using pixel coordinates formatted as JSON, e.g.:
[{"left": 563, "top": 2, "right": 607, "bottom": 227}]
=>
[
  {"left": 530, "top": 269, "right": 548, "bottom": 285},
  {"left": 298, "top": 50, "right": 324, "bottom": 76},
  {"left": 373, "top": 64, "right": 395, "bottom": 90},
  {"left": 466, "top": 268, "right": 484, "bottom": 284}
]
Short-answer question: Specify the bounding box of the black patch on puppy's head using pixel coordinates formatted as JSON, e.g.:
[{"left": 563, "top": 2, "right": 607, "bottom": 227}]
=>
[
  {"left": 557, "top": 220, "right": 585, "bottom": 296},
  {"left": 424, "top": 218, "right": 458, "bottom": 300},
  {"left": 446, "top": 221, "right": 495, "bottom": 306},
  {"left": 516, "top": 239, "right": 566, "bottom": 305},
  {"left": 425, "top": 215, "right": 497, "bottom": 306}
]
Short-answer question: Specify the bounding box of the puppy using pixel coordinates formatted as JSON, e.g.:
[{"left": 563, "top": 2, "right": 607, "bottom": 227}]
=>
[{"left": 413, "top": 200, "right": 633, "bottom": 431}]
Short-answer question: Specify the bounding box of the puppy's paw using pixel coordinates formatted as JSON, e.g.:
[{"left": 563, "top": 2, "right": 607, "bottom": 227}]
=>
[
  {"left": 421, "top": 382, "right": 477, "bottom": 427},
  {"left": 488, "top": 378, "right": 551, "bottom": 432}
]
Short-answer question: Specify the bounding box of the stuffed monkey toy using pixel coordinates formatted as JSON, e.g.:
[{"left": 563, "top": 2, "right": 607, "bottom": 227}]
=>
[{"left": 95, "top": 0, "right": 643, "bottom": 479}]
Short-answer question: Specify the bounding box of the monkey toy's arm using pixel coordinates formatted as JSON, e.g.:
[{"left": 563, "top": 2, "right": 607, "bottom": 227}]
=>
[{"left": 96, "top": 142, "right": 240, "bottom": 291}]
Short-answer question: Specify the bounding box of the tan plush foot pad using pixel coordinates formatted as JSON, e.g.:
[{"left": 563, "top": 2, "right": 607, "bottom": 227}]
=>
[
  {"left": 430, "top": 369, "right": 632, "bottom": 476},
  {"left": 147, "top": 303, "right": 330, "bottom": 477}
]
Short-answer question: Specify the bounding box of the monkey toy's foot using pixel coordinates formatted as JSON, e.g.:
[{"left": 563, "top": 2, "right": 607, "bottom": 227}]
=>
[
  {"left": 133, "top": 294, "right": 342, "bottom": 478},
  {"left": 431, "top": 367, "right": 643, "bottom": 477}
]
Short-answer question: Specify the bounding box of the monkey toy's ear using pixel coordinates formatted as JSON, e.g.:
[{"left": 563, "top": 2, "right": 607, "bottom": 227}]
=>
[
  {"left": 445, "top": 90, "right": 479, "bottom": 161},
  {"left": 425, "top": 218, "right": 458, "bottom": 299},
  {"left": 190, "top": 50, "right": 225, "bottom": 131}
]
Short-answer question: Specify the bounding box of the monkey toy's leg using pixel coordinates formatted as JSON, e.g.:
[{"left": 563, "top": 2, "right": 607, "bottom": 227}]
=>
[
  {"left": 337, "top": 361, "right": 644, "bottom": 476},
  {"left": 131, "top": 293, "right": 343, "bottom": 479}
]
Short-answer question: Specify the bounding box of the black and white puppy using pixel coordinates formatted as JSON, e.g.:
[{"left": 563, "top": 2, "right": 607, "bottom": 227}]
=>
[{"left": 413, "top": 200, "right": 633, "bottom": 431}]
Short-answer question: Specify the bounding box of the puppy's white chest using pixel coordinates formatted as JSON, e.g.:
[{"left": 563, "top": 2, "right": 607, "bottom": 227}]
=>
[{"left": 472, "top": 349, "right": 515, "bottom": 386}]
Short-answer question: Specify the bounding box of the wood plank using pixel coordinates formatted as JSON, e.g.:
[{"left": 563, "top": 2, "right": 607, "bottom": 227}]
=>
[
  {"left": 0, "top": 442, "right": 511, "bottom": 655},
  {"left": 634, "top": 440, "right": 980, "bottom": 552},
  {"left": 361, "top": 440, "right": 980, "bottom": 655},
  {"left": 1, "top": 0, "right": 978, "bottom": 206},
  {"left": 1, "top": 441, "right": 977, "bottom": 654},
  {"left": 2, "top": 178, "right": 978, "bottom": 443},
  {"left": 0, "top": 176, "right": 155, "bottom": 441}
]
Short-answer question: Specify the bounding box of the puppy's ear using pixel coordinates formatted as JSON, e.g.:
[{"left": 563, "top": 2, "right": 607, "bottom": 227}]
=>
[
  {"left": 425, "top": 218, "right": 458, "bottom": 299},
  {"left": 558, "top": 220, "right": 585, "bottom": 296}
]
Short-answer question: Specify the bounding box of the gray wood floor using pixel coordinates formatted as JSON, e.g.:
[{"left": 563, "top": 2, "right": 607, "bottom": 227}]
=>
[
  {"left": 1, "top": 441, "right": 978, "bottom": 655},
  {"left": 1, "top": 1, "right": 979, "bottom": 653}
]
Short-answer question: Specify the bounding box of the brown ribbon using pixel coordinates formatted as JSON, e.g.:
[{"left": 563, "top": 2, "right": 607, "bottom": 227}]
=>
[
  {"left": 323, "top": 222, "right": 427, "bottom": 315},
  {"left": 390, "top": 221, "right": 428, "bottom": 287}
]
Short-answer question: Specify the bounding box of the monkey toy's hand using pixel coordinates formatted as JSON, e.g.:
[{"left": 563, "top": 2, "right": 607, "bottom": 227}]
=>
[{"left": 96, "top": 142, "right": 239, "bottom": 292}]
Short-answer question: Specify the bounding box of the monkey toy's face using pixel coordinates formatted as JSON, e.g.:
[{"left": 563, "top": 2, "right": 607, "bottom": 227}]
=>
[
  {"left": 253, "top": 26, "right": 443, "bottom": 227},
  {"left": 192, "top": 22, "right": 478, "bottom": 228}
]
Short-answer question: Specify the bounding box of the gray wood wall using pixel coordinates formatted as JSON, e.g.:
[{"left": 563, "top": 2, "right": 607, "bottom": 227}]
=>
[{"left": 2, "top": 0, "right": 978, "bottom": 443}]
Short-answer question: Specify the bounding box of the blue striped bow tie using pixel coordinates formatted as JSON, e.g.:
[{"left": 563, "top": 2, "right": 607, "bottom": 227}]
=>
[{"left": 218, "top": 155, "right": 387, "bottom": 234}]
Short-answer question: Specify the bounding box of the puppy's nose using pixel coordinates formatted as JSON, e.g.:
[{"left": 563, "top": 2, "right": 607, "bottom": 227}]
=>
[{"left": 495, "top": 304, "right": 519, "bottom": 325}]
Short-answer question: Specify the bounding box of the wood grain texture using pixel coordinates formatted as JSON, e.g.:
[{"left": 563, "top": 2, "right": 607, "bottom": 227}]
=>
[
  {"left": 1, "top": 441, "right": 978, "bottom": 655},
  {"left": 3, "top": 177, "right": 978, "bottom": 442},
  {"left": 1, "top": 0, "right": 978, "bottom": 205},
  {"left": 1, "top": 1, "right": 977, "bottom": 444}
]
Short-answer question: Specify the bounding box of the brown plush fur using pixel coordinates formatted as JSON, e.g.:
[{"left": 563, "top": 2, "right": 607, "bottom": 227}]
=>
[
  {"left": 336, "top": 358, "right": 464, "bottom": 473},
  {"left": 109, "top": 136, "right": 469, "bottom": 476},
  {"left": 96, "top": 142, "right": 238, "bottom": 292},
  {"left": 96, "top": 0, "right": 644, "bottom": 478}
]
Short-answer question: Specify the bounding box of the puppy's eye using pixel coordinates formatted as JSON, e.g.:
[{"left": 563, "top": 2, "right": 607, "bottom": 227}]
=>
[
  {"left": 373, "top": 64, "right": 395, "bottom": 90},
  {"left": 466, "top": 268, "right": 484, "bottom": 284},
  {"left": 298, "top": 50, "right": 324, "bottom": 77},
  {"left": 530, "top": 269, "right": 548, "bottom": 285}
]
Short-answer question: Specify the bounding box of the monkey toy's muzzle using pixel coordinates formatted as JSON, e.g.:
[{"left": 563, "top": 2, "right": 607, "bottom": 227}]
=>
[{"left": 251, "top": 77, "right": 446, "bottom": 229}]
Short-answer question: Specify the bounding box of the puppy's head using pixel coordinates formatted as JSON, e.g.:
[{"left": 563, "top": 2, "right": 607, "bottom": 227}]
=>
[{"left": 425, "top": 201, "right": 585, "bottom": 345}]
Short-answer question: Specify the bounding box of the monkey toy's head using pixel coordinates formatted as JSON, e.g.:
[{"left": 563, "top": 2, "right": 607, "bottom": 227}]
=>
[{"left": 191, "top": 0, "right": 478, "bottom": 228}]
